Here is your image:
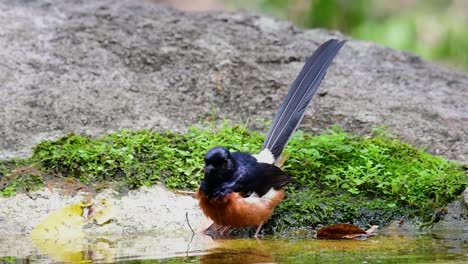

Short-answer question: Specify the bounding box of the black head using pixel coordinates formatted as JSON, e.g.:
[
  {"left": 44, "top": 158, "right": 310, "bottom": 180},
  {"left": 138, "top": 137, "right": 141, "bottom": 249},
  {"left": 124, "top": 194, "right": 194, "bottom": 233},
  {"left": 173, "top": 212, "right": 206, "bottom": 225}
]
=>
[{"left": 203, "top": 146, "right": 235, "bottom": 183}]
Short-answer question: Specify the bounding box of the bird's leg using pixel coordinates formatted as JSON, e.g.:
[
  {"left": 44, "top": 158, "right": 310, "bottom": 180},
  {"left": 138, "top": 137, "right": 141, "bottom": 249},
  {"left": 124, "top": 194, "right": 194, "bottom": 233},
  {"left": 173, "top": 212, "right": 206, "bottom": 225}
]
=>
[
  {"left": 220, "top": 225, "right": 231, "bottom": 235},
  {"left": 254, "top": 223, "right": 264, "bottom": 238}
]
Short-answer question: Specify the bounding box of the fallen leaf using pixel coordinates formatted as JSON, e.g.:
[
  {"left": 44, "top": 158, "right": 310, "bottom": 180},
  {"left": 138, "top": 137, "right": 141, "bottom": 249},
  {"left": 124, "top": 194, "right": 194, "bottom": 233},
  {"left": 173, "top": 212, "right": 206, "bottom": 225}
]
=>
[
  {"left": 316, "top": 223, "right": 377, "bottom": 239},
  {"left": 30, "top": 203, "right": 87, "bottom": 240},
  {"left": 30, "top": 203, "right": 88, "bottom": 263}
]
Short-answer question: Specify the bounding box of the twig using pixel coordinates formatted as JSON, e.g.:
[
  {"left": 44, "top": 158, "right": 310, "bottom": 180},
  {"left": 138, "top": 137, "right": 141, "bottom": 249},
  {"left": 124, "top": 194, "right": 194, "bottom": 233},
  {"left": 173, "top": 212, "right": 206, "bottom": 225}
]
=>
[
  {"left": 185, "top": 211, "right": 196, "bottom": 257},
  {"left": 175, "top": 190, "right": 197, "bottom": 197},
  {"left": 365, "top": 225, "right": 379, "bottom": 235},
  {"left": 186, "top": 212, "right": 195, "bottom": 235}
]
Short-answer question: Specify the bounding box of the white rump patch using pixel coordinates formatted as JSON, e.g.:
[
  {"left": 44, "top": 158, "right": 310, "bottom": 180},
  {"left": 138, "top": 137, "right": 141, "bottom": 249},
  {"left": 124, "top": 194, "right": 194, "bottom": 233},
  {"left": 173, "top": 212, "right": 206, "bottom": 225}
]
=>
[
  {"left": 262, "top": 188, "right": 278, "bottom": 200},
  {"left": 240, "top": 188, "right": 278, "bottom": 205},
  {"left": 252, "top": 149, "right": 275, "bottom": 164},
  {"left": 243, "top": 192, "right": 260, "bottom": 204}
]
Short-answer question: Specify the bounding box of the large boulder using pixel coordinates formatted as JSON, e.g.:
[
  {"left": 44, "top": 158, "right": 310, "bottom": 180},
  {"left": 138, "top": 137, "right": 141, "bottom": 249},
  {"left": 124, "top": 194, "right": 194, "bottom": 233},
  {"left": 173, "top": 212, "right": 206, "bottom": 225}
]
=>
[{"left": 0, "top": 0, "right": 467, "bottom": 163}]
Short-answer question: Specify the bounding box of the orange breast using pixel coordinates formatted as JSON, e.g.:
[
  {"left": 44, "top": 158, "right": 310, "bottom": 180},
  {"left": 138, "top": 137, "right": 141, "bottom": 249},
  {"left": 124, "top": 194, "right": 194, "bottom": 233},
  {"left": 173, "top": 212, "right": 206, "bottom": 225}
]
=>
[{"left": 196, "top": 188, "right": 285, "bottom": 228}]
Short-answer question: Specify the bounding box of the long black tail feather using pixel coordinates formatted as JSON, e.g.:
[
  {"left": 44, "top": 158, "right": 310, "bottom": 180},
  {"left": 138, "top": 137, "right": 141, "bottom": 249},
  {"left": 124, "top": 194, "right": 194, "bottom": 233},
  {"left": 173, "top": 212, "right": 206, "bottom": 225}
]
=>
[{"left": 261, "top": 39, "right": 346, "bottom": 160}]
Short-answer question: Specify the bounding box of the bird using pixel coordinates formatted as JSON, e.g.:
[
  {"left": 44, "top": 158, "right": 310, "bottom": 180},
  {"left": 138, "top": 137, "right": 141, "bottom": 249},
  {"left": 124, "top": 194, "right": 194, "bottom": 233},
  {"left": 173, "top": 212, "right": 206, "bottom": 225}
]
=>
[{"left": 196, "top": 39, "right": 346, "bottom": 238}]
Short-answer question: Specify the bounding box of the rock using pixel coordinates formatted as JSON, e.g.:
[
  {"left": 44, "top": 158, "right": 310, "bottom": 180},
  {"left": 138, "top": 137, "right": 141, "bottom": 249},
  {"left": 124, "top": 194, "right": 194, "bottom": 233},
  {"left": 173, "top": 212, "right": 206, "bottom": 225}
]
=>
[
  {"left": 0, "top": 183, "right": 211, "bottom": 259},
  {"left": 464, "top": 188, "right": 468, "bottom": 206},
  {"left": 0, "top": 0, "right": 467, "bottom": 164},
  {"left": 435, "top": 187, "right": 468, "bottom": 230},
  {"left": 0, "top": 184, "right": 210, "bottom": 258},
  {"left": 434, "top": 200, "right": 468, "bottom": 231},
  {"left": 0, "top": 185, "right": 202, "bottom": 235}
]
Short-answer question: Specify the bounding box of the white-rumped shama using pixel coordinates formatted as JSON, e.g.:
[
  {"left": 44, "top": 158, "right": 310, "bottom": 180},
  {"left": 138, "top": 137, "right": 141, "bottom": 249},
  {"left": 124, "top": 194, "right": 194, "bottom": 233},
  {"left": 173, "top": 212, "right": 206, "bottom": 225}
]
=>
[{"left": 197, "top": 39, "right": 346, "bottom": 238}]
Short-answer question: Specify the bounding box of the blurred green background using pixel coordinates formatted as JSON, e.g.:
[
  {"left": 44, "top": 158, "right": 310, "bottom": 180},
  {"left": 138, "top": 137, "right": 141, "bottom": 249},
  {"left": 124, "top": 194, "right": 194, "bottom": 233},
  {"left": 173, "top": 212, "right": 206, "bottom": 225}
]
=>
[{"left": 222, "top": 0, "right": 468, "bottom": 71}]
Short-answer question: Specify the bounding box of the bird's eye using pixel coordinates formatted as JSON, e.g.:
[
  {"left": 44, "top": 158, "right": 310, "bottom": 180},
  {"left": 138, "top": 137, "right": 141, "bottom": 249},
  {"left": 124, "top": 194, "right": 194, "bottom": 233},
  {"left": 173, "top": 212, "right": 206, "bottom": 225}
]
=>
[
  {"left": 212, "top": 156, "right": 229, "bottom": 167},
  {"left": 213, "top": 159, "right": 225, "bottom": 166}
]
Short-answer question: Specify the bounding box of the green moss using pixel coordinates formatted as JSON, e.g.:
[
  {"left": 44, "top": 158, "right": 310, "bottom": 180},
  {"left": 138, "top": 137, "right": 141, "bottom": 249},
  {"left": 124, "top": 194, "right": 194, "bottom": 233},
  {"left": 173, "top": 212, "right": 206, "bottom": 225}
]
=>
[
  {"left": 0, "top": 256, "right": 18, "bottom": 264},
  {"left": 267, "top": 127, "right": 467, "bottom": 231},
  {"left": 0, "top": 124, "right": 466, "bottom": 229},
  {"left": 29, "top": 123, "right": 263, "bottom": 190},
  {"left": 0, "top": 159, "right": 42, "bottom": 197}
]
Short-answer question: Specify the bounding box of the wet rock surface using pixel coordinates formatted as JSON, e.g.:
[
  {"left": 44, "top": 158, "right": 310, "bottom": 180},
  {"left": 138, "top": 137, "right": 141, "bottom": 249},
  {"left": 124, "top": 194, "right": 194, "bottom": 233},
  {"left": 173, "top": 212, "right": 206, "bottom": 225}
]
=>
[
  {"left": 0, "top": 0, "right": 467, "bottom": 164},
  {"left": 0, "top": 185, "right": 202, "bottom": 235}
]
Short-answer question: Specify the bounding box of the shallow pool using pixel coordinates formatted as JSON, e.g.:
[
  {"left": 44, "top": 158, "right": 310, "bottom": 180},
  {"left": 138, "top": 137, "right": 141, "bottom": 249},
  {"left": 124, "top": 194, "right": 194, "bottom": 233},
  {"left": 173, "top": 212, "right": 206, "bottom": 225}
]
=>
[{"left": 1, "top": 229, "right": 467, "bottom": 263}]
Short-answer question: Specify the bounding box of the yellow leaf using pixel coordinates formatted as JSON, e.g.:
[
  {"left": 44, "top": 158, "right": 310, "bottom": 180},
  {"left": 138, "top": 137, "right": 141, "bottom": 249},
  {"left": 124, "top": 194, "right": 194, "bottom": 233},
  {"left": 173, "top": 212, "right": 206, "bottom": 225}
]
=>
[{"left": 30, "top": 203, "right": 88, "bottom": 263}]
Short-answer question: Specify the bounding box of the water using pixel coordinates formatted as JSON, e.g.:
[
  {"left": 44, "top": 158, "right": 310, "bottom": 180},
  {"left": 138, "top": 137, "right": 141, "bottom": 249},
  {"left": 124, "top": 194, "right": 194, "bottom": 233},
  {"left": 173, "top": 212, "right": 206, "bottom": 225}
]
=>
[{"left": 1, "top": 229, "right": 467, "bottom": 263}]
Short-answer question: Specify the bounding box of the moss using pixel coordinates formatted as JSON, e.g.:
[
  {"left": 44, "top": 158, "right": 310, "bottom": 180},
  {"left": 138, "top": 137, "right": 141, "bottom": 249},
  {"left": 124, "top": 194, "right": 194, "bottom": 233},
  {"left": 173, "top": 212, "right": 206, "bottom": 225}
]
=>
[
  {"left": 0, "top": 256, "right": 18, "bottom": 264},
  {"left": 269, "top": 127, "right": 467, "bottom": 231},
  {"left": 0, "top": 159, "right": 43, "bottom": 197},
  {"left": 0, "top": 124, "right": 467, "bottom": 230},
  {"left": 29, "top": 123, "right": 263, "bottom": 190}
]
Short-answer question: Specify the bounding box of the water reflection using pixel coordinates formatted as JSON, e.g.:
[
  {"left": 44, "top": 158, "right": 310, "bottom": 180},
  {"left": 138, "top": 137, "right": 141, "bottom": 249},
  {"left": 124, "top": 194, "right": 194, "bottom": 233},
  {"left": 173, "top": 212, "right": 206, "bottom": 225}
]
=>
[
  {"left": 1, "top": 230, "right": 467, "bottom": 263},
  {"left": 1, "top": 234, "right": 214, "bottom": 263},
  {"left": 199, "top": 239, "right": 274, "bottom": 264},
  {"left": 195, "top": 232, "right": 467, "bottom": 264}
]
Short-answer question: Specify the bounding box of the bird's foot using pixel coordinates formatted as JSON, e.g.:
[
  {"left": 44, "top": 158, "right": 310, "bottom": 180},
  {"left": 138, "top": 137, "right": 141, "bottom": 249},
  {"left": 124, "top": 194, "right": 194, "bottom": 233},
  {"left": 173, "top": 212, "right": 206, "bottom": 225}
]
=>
[
  {"left": 220, "top": 225, "right": 231, "bottom": 236},
  {"left": 253, "top": 223, "right": 263, "bottom": 238}
]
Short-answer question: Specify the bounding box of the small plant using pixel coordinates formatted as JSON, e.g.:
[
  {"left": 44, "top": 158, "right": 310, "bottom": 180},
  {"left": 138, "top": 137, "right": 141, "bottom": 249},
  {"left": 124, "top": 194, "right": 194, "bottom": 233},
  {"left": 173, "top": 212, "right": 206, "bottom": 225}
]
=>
[{"left": 0, "top": 160, "right": 41, "bottom": 197}]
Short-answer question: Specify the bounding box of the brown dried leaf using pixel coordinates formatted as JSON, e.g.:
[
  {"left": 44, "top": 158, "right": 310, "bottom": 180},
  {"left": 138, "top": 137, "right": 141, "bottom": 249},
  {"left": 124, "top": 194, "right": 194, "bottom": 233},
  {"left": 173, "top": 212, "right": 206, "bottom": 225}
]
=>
[{"left": 316, "top": 223, "right": 369, "bottom": 239}]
